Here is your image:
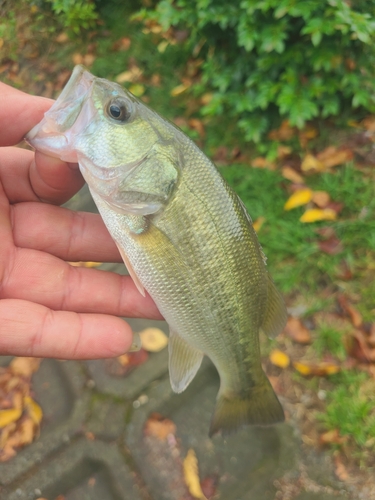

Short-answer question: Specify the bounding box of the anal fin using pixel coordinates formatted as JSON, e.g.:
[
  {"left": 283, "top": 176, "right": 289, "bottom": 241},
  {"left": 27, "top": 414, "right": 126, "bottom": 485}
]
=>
[{"left": 169, "top": 330, "right": 204, "bottom": 393}]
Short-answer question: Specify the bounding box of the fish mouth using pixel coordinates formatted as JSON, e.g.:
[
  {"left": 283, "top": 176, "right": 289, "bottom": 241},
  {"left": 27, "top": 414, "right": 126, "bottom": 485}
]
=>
[{"left": 25, "top": 65, "right": 95, "bottom": 162}]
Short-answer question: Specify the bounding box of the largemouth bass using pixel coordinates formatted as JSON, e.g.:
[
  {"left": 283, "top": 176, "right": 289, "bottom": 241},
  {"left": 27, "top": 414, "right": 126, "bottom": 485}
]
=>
[{"left": 26, "top": 66, "right": 287, "bottom": 435}]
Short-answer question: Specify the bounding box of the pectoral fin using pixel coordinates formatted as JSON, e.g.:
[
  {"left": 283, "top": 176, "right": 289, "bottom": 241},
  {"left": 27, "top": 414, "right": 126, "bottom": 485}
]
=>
[
  {"left": 261, "top": 273, "right": 288, "bottom": 338},
  {"left": 114, "top": 242, "right": 146, "bottom": 297},
  {"left": 169, "top": 330, "right": 204, "bottom": 393}
]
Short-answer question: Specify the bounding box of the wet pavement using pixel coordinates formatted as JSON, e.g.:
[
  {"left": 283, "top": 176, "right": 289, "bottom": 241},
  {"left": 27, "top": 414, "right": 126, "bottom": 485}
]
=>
[{"left": 0, "top": 186, "right": 352, "bottom": 500}]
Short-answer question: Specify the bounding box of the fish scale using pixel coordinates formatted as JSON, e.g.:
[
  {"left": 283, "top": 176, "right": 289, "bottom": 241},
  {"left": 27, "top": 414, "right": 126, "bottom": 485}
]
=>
[{"left": 26, "top": 65, "right": 287, "bottom": 435}]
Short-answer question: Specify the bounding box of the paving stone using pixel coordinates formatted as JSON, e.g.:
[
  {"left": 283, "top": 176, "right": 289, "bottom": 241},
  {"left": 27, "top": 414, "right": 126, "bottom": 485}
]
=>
[
  {"left": 126, "top": 360, "right": 296, "bottom": 500},
  {"left": 84, "top": 397, "right": 128, "bottom": 440},
  {"left": 3, "top": 440, "right": 148, "bottom": 500},
  {"left": 0, "top": 360, "right": 88, "bottom": 487},
  {"left": 85, "top": 318, "right": 169, "bottom": 400}
]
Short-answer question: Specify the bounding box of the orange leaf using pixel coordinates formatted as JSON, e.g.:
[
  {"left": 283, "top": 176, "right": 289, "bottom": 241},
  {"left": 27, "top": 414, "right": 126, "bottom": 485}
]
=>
[
  {"left": 312, "top": 190, "right": 330, "bottom": 208},
  {"left": 338, "top": 296, "right": 362, "bottom": 327},
  {"left": 270, "top": 350, "right": 290, "bottom": 368},
  {"left": 10, "top": 358, "right": 41, "bottom": 377},
  {"left": 281, "top": 166, "right": 304, "bottom": 184},
  {"left": 300, "top": 208, "right": 337, "bottom": 223},
  {"left": 317, "top": 147, "right": 353, "bottom": 169},
  {"left": 144, "top": 413, "right": 176, "bottom": 441},
  {"left": 253, "top": 216, "right": 265, "bottom": 233},
  {"left": 284, "top": 317, "right": 311, "bottom": 344},
  {"left": 284, "top": 188, "right": 312, "bottom": 211}
]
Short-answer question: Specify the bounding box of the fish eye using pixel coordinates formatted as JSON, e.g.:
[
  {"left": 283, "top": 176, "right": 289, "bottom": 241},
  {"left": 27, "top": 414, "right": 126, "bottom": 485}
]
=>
[{"left": 106, "top": 99, "right": 131, "bottom": 122}]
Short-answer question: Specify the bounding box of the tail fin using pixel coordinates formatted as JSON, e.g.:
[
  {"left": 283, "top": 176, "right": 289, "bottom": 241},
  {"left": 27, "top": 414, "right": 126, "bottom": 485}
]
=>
[{"left": 209, "top": 377, "right": 284, "bottom": 437}]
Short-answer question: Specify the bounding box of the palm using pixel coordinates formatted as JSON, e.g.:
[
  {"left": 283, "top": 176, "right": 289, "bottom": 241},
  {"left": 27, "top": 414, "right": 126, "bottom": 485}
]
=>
[{"left": 0, "top": 83, "right": 160, "bottom": 359}]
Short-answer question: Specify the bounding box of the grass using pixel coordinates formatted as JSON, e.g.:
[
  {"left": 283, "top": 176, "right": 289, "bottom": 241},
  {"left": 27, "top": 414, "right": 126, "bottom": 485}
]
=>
[{"left": 319, "top": 371, "right": 375, "bottom": 450}]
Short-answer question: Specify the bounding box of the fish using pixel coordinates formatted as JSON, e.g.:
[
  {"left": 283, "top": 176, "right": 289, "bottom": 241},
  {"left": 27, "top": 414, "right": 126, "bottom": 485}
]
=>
[{"left": 26, "top": 65, "right": 287, "bottom": 436}]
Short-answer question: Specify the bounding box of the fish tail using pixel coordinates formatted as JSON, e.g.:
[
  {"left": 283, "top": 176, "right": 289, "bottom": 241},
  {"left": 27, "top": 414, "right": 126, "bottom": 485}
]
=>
[{"left": 209, "top": 377, "right": 284, "bottom": 437}]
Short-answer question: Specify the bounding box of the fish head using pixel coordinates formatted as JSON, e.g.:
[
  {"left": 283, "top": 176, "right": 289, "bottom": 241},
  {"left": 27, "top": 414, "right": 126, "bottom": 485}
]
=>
[{"left": 26, "top": 65, "right": 181, "bottom": 215}]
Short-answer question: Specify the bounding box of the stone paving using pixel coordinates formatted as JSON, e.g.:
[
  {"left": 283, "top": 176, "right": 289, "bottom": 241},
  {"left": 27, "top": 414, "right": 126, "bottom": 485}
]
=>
[{"left": 0, "top": 187, "right": 352, "bottom": 500}]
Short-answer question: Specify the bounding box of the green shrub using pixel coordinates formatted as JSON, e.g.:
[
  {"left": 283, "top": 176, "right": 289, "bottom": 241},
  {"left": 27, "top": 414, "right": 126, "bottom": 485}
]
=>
[
  {"left": 138, "top": 0, "right": 375, "bottom": 142},
  {"left": 46, "top": 0, "right": 98, "bottom": 33}
]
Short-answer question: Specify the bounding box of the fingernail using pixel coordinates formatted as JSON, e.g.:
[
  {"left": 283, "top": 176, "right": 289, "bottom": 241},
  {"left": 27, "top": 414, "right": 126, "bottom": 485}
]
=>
[{"left": 129, "top": 332, "right": 142, "bottom": 352}]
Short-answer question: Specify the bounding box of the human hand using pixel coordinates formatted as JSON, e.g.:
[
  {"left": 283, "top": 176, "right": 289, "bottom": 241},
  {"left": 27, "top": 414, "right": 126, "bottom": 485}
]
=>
[{"left": 0, "top": 82, "right": 161, "bottom": 359}]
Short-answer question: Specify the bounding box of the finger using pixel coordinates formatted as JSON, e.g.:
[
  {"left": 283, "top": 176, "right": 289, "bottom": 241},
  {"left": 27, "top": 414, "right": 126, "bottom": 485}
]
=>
[
  {"left": 0, "top": 299, "right": 135, "bottom": 359},
  {"left": 12, "top": 202, "right": 122, "bottom": 262},
  {"left": 0, "top": 83, "right": 53, "bottom": 147},
  {"left": 0, "top": 146, "right": 84, "bottom": 205},
  {"left": 4, "top": 247, "right": 162, "bottom": 320}
]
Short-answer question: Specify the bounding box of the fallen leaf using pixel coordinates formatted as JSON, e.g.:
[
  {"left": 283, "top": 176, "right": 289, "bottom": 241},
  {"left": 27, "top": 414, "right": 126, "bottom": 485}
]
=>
[
  {"left": 171, "top": 84, "right": 189, "bottom": 96},
  {"left": 320, "top": 428, "right": 347, "bottom": 445},
  {"left": 183, "top": 449, "right": 207, "bottom": 500},
  {"left": 268, "top": 120, "right": 295, "bottom": 141},
  {"left": 277, "top": 145, "right": 292, "bottom": 159},
  {"left": 68, "top": 261, "right": 102, "bottom": 267},
  {"left": 312, "top": 190, "right": 330, "bottom": 208},
  {"left": 316, "top": 147, "right": 353, "bottom": 169},
  {"left": 0, "top": 408, "right": 22, "bottom": 428},
  {"left": 284, "top": 317, "right": 311, "bottom": 344},
  {"left": 300, "top": 208, "right": 337, "bottom": 223},
  {"left": 188, "top": 118, "right": 205, "bottom": 137},
  {"left": 338, "top": 296, "right": 362, "bottom": 327},
  {"left": 139, "top": 328, "right": 168, "bottom": 352},
  {"left": 318, "top": 237, "right": 343, "bottom": 255},
  {"left": 144, "top": 413, "right": 176, "bottom": 441},
  {"left": 270, "top": 350, "right": 290, "bottom": 369},
  {"left": 10, "top": 358, "right": 41, "bottom": 377},
  {"left": 253, "top": 216, "right": 265, "bottom": 232},
  {"left": 335, "top": 260, "right": 353, "bottom": 281},
  {"left": 251, "top": 157, "right": 275, "bottom": 169},
  {"left": 348, "top": 330, "right": 375, "bottom": 363},
  {"left": 200, "top": 476, "right": 218, "bottom": 499},
  {"left": 284, "top": 188, "right": 312, "bottom": 211},
  {"left": 301, "top": 154, "right": 324, "bottom": 172},
  {"left": 24, "top": 396, "right": 43, "bottom": 425},
  {"left": 281, "top": 166, "right": 304, "bottom": 184},
  {"left": 157, "top": 40, "right": 169, "bottom": 53},
  {"left": 293, "top": 361, "right": 340, "bottom": 376},
  {"left": 334, "top": 455, "right": 350, "bottom": 482},
  {"left": 55, "top": 32, "right": 69, "bottom": 43},
  {"left": 129, "top": 84, "right": 145, "bottom": 97},
  {"left": 200, "top": 93, "right": 213, "bottom": 105},
  {"left": 19, "top": 417, "right": 35, "bottom": 445},
  {"left": 299, "top": 127, "right": 318, "bottom": 147},
  {"left": 115, "top": 67, "right": 143, "bottom": 84}
]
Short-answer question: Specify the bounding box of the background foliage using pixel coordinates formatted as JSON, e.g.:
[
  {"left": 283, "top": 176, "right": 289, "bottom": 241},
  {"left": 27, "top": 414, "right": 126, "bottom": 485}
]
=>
[{"left": 138, "top": 0, "right": 375, "bottom": 142}]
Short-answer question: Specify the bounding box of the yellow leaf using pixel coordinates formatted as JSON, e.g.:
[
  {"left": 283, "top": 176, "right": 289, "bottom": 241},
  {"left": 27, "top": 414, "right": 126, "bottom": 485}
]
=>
[
  {"left": 269, "top": 350, "right": 290, "bottom": 369},
  {"left": 284, "top": 188, "right": 312, "bottom": 211},
  {"left": 253, "top": 216, "right": 265, "bottom": 233},
  {"left": 24, "top": 396, "right": 43, "bottom": 425},
  {"left": 68, "top": 261, "right": 102, "bottom": 268},
  {"left": 300, "top": 208, "right": 337, "bottom": 223},
  {"left": 129, "top": 84, "right": 145, "bottom": 97},
  {"left": 0, "top": 408, "right": 22, "bottom": 428},
  {"left": 170, "top": 84, "right": 189, "bottom": 96},
  {"left": 139, "top": 328, "right": 168, "bottom": 352},
  {"left": 157, "top": 40, "right": 169, "bottom": 53},
  {"left": 293, "top": 361, "right": 312, "bottom": 376},
  {"left": 301, "top": 154, "right": 324, "bottom": 172},
  {"left": 183, "top": 449, "right": 207, "bottom": 500}
]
